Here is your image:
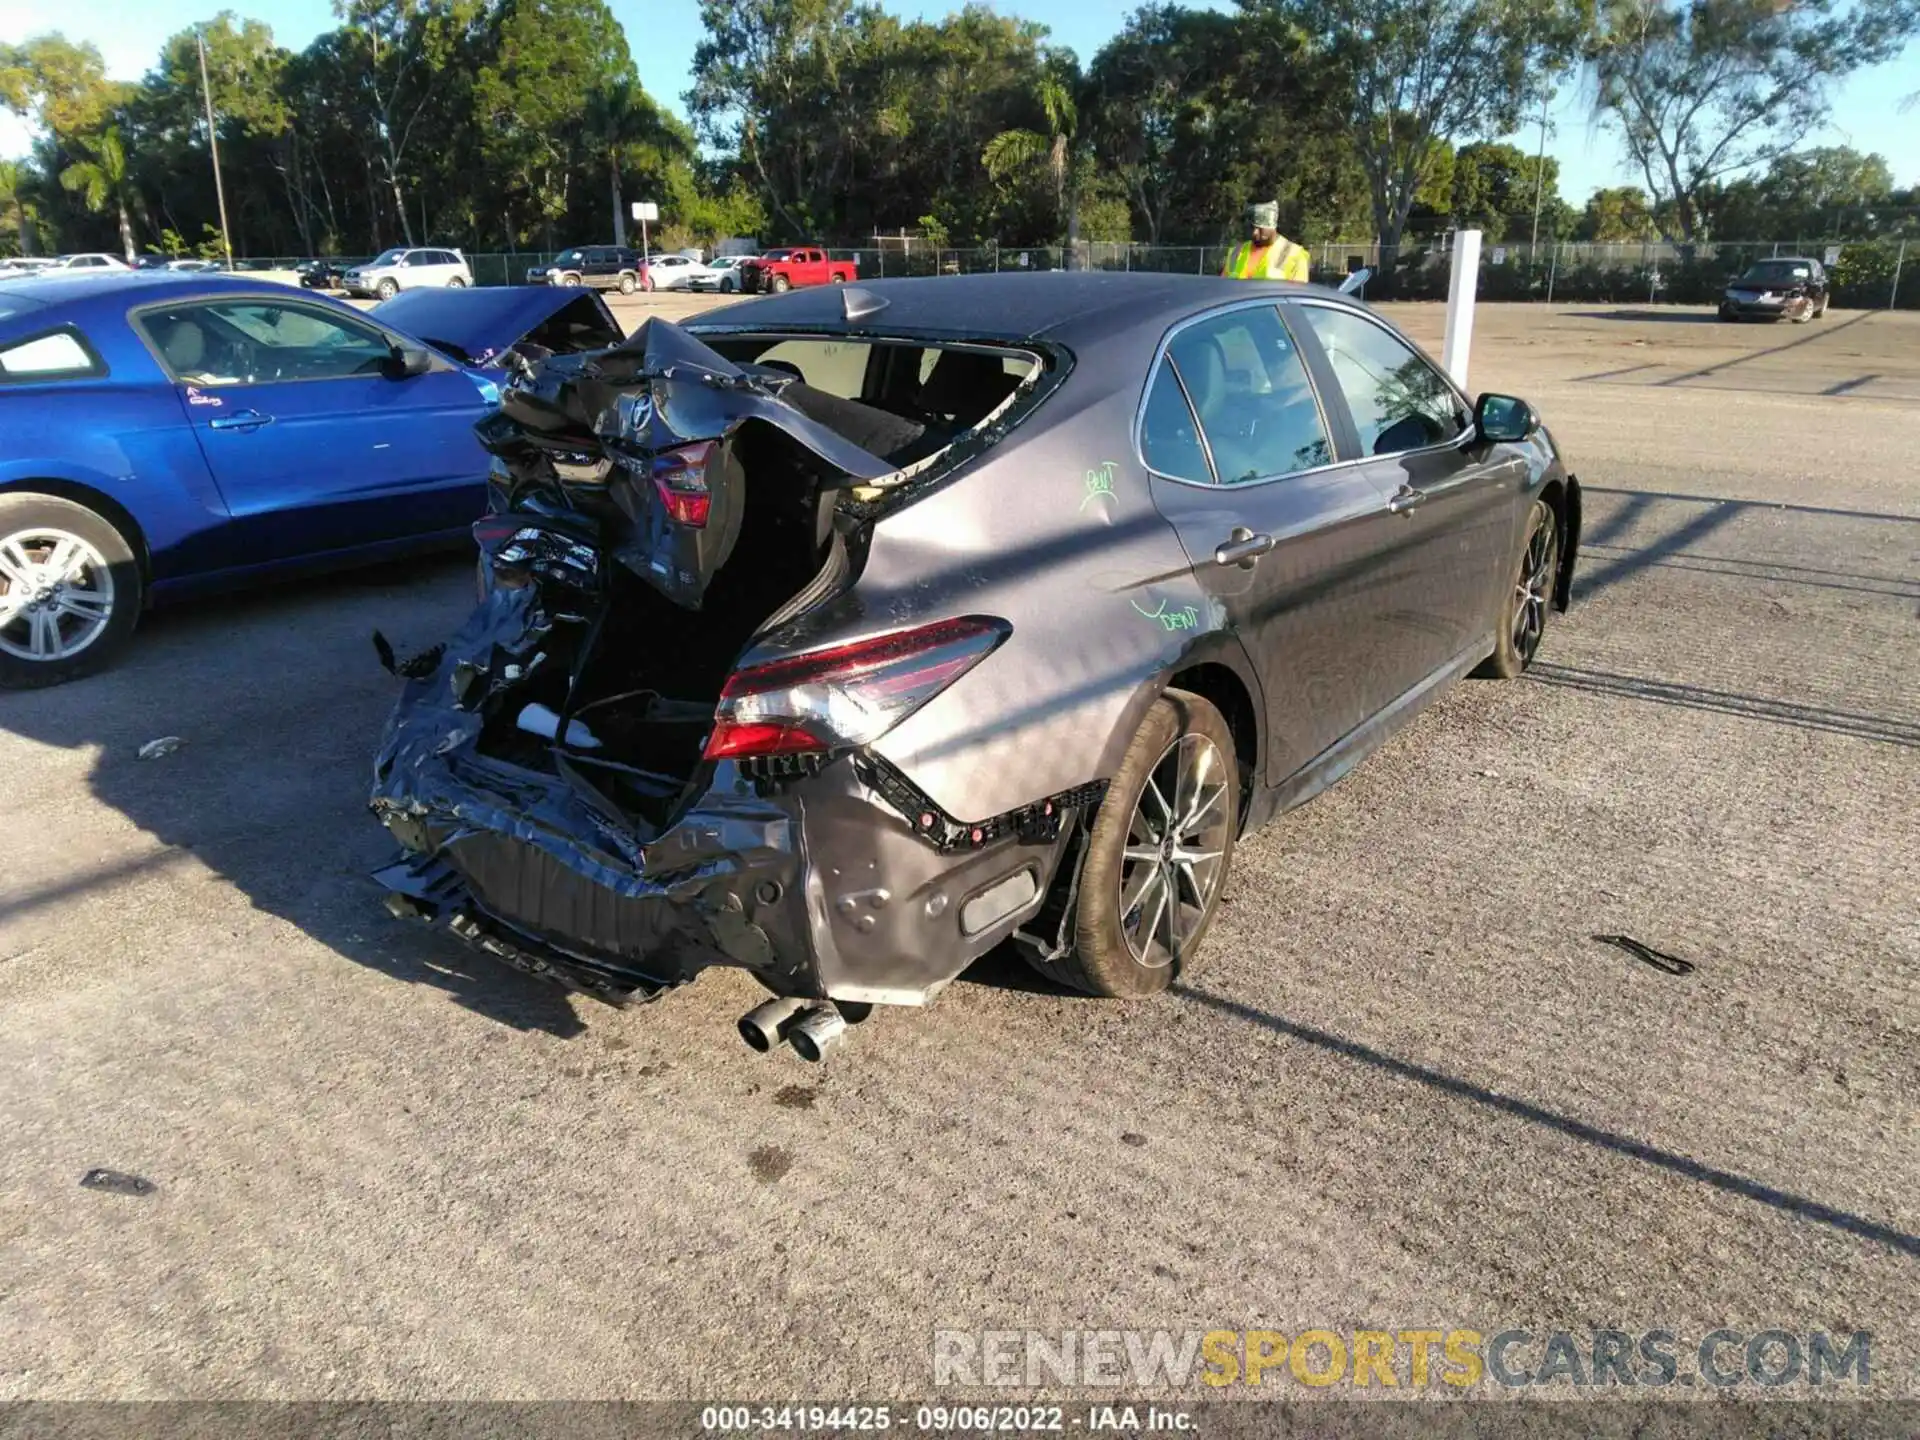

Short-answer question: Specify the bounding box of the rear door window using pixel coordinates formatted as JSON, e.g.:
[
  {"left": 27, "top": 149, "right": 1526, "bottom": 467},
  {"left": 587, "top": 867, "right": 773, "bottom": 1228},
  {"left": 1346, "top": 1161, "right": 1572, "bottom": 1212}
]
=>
[
  {"left": 1163, "top": 305, "right": 1332, "bottom": 484},
  {"left": 1140, "top": 360, "right": 1211, "bottom": 484}
]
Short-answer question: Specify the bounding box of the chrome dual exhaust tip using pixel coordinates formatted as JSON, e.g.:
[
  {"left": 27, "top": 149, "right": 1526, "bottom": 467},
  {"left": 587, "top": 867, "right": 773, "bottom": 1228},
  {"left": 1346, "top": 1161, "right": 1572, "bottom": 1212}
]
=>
[
  {"left": 738, "top": 996, "right": 808, "bottom": 1052},
  {"left": 787, "top": 1007, "right": 848, "bottom": 1063},
  {"left": 738, "top": 998, "right": 851, "bottom": 1061}
]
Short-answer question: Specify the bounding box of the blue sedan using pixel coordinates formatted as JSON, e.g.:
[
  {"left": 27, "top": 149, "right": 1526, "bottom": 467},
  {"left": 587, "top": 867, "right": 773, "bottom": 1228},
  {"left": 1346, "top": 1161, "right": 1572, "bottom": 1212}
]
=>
[{"left": 0, "top": 271, "right": 622, "bottom": 687}]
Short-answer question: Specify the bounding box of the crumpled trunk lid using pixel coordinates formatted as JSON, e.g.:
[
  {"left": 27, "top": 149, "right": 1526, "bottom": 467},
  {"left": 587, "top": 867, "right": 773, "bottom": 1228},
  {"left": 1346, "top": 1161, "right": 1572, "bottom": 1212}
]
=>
[{"left": 480, "top": 316, "right": 894, "bottom": 609}]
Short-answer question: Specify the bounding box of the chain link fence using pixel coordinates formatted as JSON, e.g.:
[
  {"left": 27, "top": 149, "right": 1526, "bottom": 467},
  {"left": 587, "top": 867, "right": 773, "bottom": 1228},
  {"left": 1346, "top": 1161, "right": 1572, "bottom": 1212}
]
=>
[{"left": 248, "top": 237, "right": 1911, "bottom": 309}]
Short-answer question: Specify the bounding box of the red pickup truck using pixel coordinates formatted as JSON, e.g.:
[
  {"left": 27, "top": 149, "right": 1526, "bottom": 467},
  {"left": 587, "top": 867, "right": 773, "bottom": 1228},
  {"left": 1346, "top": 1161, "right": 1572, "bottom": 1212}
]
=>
[{"left": 737, "top": 247, "right": 857, "bottom": 294}]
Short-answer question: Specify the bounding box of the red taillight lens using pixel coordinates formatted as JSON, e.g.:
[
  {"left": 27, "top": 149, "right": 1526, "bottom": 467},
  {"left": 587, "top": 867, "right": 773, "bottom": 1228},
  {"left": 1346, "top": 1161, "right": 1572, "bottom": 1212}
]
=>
[
  {"left": 703, "top": 615, "right": 1010, "bottom": 762},
  {"left": 472, "top": 515, "right": 520, "bottom": 552},
  {"left": 652, "top": 440, "right": 715, "bottom": 528}
]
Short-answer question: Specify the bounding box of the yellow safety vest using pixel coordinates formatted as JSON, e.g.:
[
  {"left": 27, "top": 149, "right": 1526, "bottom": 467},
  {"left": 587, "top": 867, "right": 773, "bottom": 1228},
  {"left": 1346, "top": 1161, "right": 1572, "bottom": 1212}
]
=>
[{"left": 1222, "top": 237, "right": 1310, "bottom": 282}]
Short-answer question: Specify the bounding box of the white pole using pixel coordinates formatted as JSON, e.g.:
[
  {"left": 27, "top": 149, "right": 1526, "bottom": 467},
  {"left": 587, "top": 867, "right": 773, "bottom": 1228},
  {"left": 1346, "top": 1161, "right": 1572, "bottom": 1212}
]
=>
[{"left": 1441, "top": 228, "right": 1482, "bottom": 390}]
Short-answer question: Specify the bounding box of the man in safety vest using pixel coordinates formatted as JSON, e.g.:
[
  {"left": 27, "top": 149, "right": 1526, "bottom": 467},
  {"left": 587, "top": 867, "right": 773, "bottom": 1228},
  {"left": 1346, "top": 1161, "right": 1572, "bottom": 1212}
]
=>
[{"left": 1221, "top": 201, "right": 1309, "bottom": 282}]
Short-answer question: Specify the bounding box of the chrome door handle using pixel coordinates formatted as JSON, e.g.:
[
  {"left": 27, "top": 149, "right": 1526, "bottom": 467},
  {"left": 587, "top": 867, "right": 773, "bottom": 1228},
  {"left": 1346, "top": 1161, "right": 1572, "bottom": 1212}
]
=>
[
  {"left": 1214, "top": 528, "right": 1275, "bottom": 568},
  {"left": 208, "top": 409, "right": 273, "bottom": 431},
  {"left": 1387, "top": 485, "right": 1423, "bottom": 515}
]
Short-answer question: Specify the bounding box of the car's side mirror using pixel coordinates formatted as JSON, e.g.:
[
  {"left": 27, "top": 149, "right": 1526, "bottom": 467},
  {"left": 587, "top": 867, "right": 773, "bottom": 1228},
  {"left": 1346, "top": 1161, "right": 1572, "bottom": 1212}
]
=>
[
  {"left": 385, "top": 344, "right": 434, "bottom": 380},
  {"left": 1475, "top": 393, "right": 1536, "bottom": 444}
]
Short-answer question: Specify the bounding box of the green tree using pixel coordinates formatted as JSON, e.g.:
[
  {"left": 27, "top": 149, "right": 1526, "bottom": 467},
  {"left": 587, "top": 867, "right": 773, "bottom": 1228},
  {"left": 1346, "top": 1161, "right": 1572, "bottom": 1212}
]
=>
[
  {"left": 475, "top": 0, "right": 633, "bottom": 244},
  {"left": 1448, "top": 140, "right": 1570, "bottom": 242},
  {"left": 1577, "top": 184, "right": 1658, "bottom": 241},
  {"left": 1711, "top": 146, "right": 1896, "bottom": 240},
  {"left": 585, "top": 77, "right": 693, "bottom": 245},
  {"left": 982, "top": 55, "right": 1083, "bottom": 242},
  {"left": 1585, "top": 0, "right": 1920, "bottom": 243},
  {"left": 0, "top": 35, "right": 123, "bottom": 139},
  {"left": 59, "top": 124, "right": 139, "bottom": 259},
  {"left": 1244, "top": 0, "right": 1583, "bottom": 263},
  {"left": 0, "top": 159, "right": 41, "bottom": 255}
]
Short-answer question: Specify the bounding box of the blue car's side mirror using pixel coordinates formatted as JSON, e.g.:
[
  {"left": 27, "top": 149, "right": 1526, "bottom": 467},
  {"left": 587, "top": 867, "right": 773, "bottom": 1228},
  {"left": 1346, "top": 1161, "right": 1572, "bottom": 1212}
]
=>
[{"left": 385, "top": 344, "right": 434, "bottom": 380}]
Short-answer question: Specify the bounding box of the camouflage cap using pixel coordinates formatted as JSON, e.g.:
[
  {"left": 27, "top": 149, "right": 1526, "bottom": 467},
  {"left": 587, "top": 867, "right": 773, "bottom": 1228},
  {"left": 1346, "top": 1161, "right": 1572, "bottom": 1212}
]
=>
[{"left": 1249, "top": 201, "right": 1279, "bottom": 230}]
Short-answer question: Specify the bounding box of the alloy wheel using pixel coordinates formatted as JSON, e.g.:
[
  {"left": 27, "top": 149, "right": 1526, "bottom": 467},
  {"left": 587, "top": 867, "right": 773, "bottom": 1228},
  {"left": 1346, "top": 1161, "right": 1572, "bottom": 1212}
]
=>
[
  {"left": 1513, "top": 509, "right": 1553, "bottom": 664},
  {"left": 0, "top": 527, "right": 116, "bottom": 663},
  {"left": 1118, "top": 732, "right": 1231, "bottom": 969}
]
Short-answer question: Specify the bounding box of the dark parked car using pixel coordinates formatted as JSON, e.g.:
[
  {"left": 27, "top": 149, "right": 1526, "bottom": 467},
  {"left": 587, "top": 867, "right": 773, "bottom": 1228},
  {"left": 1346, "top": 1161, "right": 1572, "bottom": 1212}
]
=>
[
  {"left": 528, "top": 246, "right": 644, "bottom": 294},
  {"left": 298, "top": 258, "right": 357, "bottom": 290},
  {"left": 0, "top": 272, "right": 621, "bottom": 687},
  {"left": 371, "top": 273, "right": 1581, "bottom": 1060},
  {"left": 1720, "top": 256, "right": 1829, "bottom": 322}
]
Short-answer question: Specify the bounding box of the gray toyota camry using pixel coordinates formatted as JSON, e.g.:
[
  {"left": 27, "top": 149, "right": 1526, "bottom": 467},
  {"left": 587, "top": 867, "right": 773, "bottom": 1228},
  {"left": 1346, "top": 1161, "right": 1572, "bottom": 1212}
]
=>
[{"left": 370, "top": 272, "right": 1580, "bottom": 1059}]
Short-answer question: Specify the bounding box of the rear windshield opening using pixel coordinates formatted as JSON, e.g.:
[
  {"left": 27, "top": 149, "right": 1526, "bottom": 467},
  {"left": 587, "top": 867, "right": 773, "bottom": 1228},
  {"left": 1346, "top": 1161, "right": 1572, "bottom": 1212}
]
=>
[{"left": 696, "top": 333, "right": 1044, "bottom": 480}]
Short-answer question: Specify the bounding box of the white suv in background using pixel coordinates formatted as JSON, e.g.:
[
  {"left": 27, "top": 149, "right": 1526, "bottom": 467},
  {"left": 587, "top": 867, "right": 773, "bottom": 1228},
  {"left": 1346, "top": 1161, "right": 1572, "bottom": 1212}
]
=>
[
  {"left": 341, "top": 247, "right": 473, "bottom": 300},
  {"left": 49, "top": 253, "right": 133, "bottom": 273}
]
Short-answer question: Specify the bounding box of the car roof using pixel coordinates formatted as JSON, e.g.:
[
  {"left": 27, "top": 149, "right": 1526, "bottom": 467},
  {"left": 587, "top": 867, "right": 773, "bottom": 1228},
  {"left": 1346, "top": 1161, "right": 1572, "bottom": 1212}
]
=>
[
  {"left": 0, "top": 271, "right": 304, "bottom": 306},
  {"left": 682, "top": 270, "right": 1343, "bottom": 346}
]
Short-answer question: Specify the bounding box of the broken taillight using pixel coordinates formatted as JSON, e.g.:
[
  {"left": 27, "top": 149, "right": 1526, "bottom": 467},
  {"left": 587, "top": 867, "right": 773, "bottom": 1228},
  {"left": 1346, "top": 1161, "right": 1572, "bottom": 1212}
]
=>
[
  {"left": 703, "top": 615, "right": 1010, "bottom": 762},
  {"left": 652, "top": 440, "right": 715, "bottom": 528}
]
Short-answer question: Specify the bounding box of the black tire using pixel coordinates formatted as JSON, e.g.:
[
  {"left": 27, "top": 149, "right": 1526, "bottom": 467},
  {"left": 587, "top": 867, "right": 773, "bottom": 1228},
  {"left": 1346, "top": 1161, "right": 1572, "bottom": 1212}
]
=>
[
  {"left": 618, "top": 272, "right": 636, "bottom": 295},
  {"left": 375, "top": 279, "right": 398, "bottom": 301},
  {"left": 1476, "top": 496, "right": 1559, "bottom": 680},
  {"left": 1030, "top": 690, "right": 1239, "bottom": 998},
  {"left": 562, "top": 273, "right": 581, "bottom": 287},
  {"left": 771, "top": 275, "right": 791, "bottom": 293},
  {"left": 830, "top": 275, "right": 846, "bottom": 284},
  {"left": 720, "top": 277, "right": 736, "bottom": 293},
  {"left": 446, "top": 276, "right": 466, "bottom": 288},
  {"left": 0, "top": 492, "right": 142, "bottom": 690}
]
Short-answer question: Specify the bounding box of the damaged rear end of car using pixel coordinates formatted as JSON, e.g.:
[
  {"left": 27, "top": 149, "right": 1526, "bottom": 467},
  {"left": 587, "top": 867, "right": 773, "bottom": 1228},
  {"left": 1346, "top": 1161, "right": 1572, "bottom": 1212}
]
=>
[{"left": 368, "top": 315, "right": 1071, "bottom": 1045}]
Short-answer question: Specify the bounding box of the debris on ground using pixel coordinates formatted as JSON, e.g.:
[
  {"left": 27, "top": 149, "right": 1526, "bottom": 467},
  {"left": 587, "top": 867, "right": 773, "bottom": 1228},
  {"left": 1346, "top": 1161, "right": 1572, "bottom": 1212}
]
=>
[
  {"left": 78, "top": 1168, "right": 156, "bottom": 1196},
  {"left": 1592, "top": 933, "right": 1696, "bottom": 975},
  {"left": 136, "top": 737, "right": 184, "bottom": 761}
]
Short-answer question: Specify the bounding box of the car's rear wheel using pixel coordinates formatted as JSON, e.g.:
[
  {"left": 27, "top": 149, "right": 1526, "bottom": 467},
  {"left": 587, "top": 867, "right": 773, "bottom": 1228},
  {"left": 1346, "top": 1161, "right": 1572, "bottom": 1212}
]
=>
[
  {"left": 1031, "top": 690, "right": 1238, "bottom": 998},
  {"left": 618, "top": 272, "right": 636, "bottom": 295},
  {"left": 375, "top": 279, "right": 398, "bottom": 301},
  {"left": 0, "top": 494, "right": 142, "bottom": 690},
  {"left": 446, "top": 276, "right": 466, "bottom": 288},
  {"left": 1476, "top": 497, "right": 1558, "bottom": 680}
]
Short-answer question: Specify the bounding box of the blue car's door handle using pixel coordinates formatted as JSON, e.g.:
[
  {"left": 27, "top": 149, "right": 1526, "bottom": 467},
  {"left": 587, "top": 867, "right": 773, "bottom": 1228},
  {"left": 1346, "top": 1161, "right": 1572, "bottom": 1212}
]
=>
[{"left": 208, "top": 409, "right": 274, "bottom": 431}]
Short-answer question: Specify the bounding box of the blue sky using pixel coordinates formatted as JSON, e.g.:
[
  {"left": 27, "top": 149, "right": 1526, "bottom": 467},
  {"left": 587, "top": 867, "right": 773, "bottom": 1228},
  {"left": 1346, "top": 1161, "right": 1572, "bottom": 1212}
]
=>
[{"left": 6, "top": 0, "right": 1917, "bottom": 205}]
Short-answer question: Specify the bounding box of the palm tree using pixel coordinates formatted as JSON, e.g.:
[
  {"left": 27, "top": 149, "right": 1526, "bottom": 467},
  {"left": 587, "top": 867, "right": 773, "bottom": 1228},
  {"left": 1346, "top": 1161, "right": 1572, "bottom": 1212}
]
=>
[
  {"left": 0, "top": 160, "right": 39, "bottom": 256},
  {"left": 587, "top": 79, "right": 648, "bottom": 246},
  {"left": 60, "top": 127, "right": 138, "bottom": 262},
  {"left": 982, "top": 68, "right": 1081, "bottom": 243}
]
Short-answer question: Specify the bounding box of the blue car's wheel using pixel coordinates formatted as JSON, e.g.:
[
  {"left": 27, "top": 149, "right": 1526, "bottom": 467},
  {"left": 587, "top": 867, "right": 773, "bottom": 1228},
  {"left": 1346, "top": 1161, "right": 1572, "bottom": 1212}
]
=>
[{"left": 0, "top": 494, "right": 141, "bottom": 690}]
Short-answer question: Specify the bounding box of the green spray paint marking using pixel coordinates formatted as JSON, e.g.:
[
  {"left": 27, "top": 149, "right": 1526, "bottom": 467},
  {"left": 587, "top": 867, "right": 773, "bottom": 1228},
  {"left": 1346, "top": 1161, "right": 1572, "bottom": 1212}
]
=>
[{"left": 1081, "top": 461, "right": 1118, "bottom": 511}]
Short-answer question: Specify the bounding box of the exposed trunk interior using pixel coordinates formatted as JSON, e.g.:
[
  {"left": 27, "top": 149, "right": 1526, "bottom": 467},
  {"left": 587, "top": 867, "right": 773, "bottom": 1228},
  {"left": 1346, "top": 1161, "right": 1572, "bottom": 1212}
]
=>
[
  {"left": 473, "top": 419, "right": 854, "bottom": 832},
  {"left": 465, "top": 320, "right": 1048, "bottom": 835}
]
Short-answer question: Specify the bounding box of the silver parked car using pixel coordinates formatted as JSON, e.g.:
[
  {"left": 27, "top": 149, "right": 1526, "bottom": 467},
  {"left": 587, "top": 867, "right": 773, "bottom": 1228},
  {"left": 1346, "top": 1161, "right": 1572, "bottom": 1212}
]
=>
[{"left": 371, "top": 273, "right": 1581, "bottom": 1059}]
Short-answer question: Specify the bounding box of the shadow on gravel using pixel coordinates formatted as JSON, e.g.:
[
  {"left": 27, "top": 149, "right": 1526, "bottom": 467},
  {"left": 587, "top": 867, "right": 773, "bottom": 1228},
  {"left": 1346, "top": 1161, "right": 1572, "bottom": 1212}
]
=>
[
  {"left": 1529, "top": 664, "right": 1920, "bottom": 748},
  {"left": 1572, "top": 486, "right": 1920, "bottom": 602},
  {"left": 1561, "top": 309, "right": 1725, "bottom": 324},
  {"left": 1173, "top": 984, "right": 1920, "bottom": 1260},
  {"left": 0, "top": 553, "right": 592, "bottom": 1039}
]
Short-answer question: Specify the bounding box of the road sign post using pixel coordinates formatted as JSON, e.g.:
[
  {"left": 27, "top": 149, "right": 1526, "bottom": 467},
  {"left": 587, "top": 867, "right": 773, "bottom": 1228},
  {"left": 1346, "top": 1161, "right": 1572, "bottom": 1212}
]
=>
[
  {"left": 631, "top": 201, "right": 659, "bottom": 281},
  {"left": 1441, "top": 229, "right": 1482, "bottom": 390}
]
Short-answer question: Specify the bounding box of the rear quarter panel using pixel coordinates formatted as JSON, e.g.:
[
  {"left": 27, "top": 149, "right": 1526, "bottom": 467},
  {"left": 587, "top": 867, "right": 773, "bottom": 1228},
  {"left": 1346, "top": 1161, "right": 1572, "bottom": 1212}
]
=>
[{"left": 795, "top": 375, "right": 1236, "bottom": 823}]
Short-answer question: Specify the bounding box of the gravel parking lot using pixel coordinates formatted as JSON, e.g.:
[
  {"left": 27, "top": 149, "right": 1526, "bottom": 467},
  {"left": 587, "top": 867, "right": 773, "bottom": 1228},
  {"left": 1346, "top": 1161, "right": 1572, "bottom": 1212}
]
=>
[{"left": 2, "top": 298, "right": 1915, "bottom": 1407}]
